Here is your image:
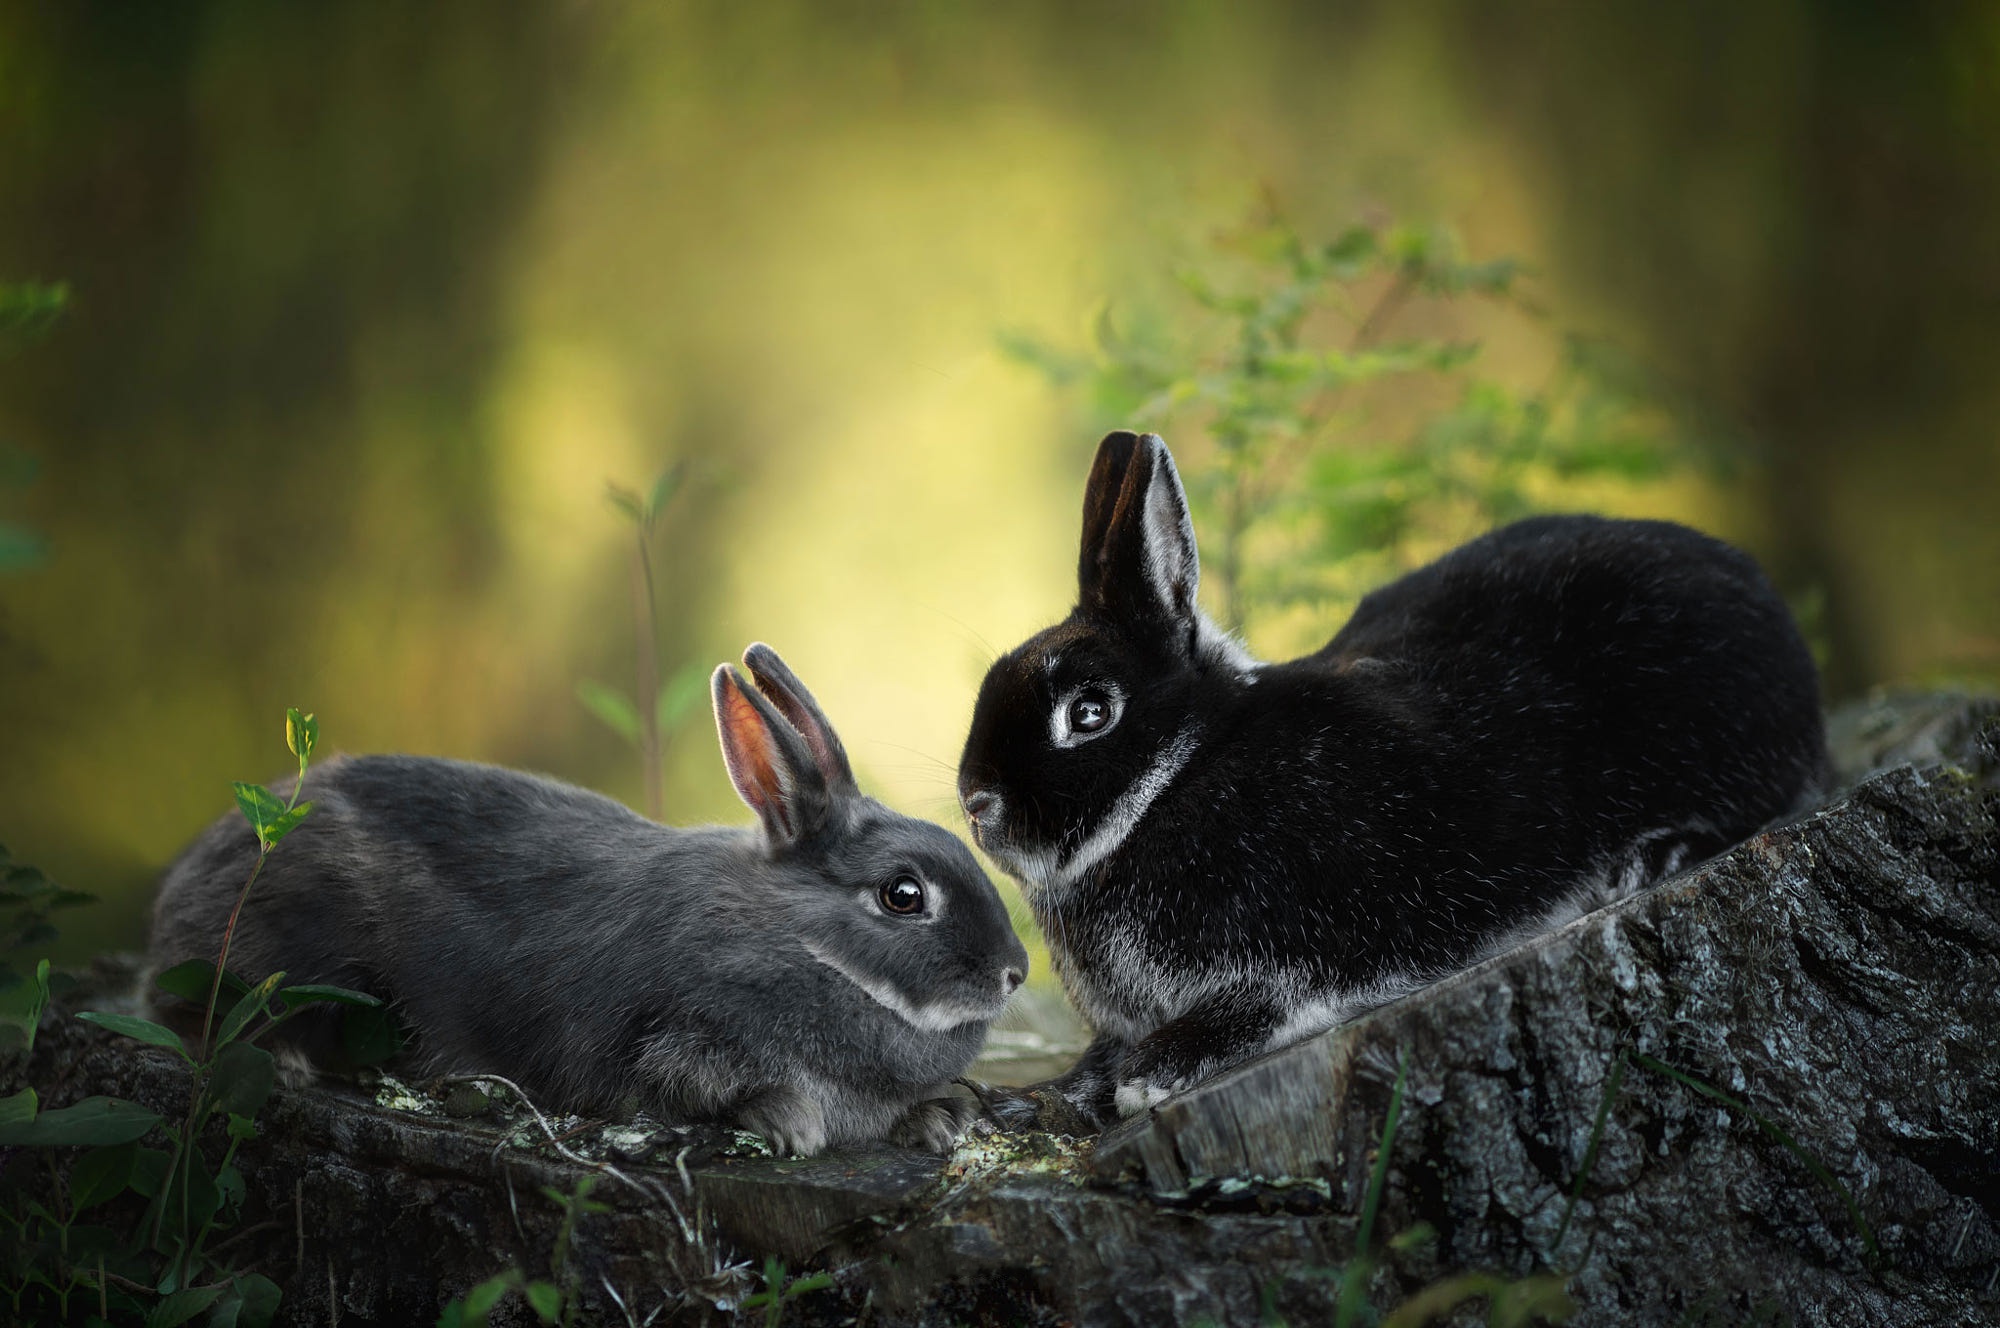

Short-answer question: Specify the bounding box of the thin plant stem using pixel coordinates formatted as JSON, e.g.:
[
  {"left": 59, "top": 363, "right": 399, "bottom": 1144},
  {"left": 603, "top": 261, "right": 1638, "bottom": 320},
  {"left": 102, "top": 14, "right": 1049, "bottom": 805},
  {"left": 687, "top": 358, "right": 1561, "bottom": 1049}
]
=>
[
  {"left": 632, "top": 530, "right": 662, "bottom": 822},
  {"left": 199, "top": 849, "right": 269, "bottom": 1058}
]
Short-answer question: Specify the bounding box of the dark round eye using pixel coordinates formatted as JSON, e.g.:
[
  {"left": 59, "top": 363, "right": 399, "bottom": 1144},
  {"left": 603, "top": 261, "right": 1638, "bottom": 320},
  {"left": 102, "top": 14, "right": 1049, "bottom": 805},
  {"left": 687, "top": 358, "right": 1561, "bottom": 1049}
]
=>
[
  {"left": 880, "top": 876, "right": 926, "bottom": 915},
  {"left": 1068, "top": 690, "right": 1112, "bottom": 734}
]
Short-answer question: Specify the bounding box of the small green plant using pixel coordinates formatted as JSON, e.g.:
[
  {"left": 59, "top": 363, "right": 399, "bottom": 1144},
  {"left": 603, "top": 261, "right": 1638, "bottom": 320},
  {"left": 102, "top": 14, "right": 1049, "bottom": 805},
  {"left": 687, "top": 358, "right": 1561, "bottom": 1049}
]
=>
[
  {"left": 576, "top": 461, "right": 710, "bottom": 821},
  {"left": 0, "top": 845, "right": 93, "bottom": 1049},
  {"left": 1006, "top": 208, "right": 1720, "bottom": 644},
  {"left": 0, "top": 708, "right": 385, "bottom": 1325},
  {"left": 739, "top": 1255, "right": 834, "bottom": 1328},
  {"left": 1332, "top": 1049, "right": 1409, "bottom": 1328},
  {"left": 437, "top": 1174, "right": 615, "bottom": 1328}
]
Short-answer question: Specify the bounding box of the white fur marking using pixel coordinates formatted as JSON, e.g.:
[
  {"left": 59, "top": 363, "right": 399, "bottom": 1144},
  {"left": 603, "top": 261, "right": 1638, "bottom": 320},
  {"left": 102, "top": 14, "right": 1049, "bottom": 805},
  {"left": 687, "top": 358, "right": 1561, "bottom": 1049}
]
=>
[
  {"left": 801, "top": 941, "right": 996, "bottom": 1032},
  {"left": 1055, "top": 724, "right": 1201, "bottom": 888},
  {"left": 1114, "top": 1079, "right": 1171, "bottom": 1117}
]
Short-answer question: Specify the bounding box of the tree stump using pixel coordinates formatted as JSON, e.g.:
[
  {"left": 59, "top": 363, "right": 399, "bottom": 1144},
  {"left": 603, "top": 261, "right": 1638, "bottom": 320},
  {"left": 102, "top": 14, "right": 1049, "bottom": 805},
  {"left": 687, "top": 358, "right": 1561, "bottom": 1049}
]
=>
[{"left": 7, "top": 694, "right": 1997, "bottom": 1326}]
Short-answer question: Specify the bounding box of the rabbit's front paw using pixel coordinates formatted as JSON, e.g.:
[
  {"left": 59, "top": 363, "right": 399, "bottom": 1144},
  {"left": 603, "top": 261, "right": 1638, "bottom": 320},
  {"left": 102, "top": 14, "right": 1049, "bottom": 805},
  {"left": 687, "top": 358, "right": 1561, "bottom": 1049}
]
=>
[
  {"left": 736, "top": 1085, "right": 828, "bottom": 1157},
  {"left": 1113, "top": 1036, "right": 1211, "bottom": 1116},
  {"left": 1113, "top": 1001, "right": 1282, "bottom": 1117},
  {"left": 889, "top": 1089, "right": 979, "bottom": 1153},
  {"left": 1112, "top": 1049, "right": 1192, "bottom": 1117}
]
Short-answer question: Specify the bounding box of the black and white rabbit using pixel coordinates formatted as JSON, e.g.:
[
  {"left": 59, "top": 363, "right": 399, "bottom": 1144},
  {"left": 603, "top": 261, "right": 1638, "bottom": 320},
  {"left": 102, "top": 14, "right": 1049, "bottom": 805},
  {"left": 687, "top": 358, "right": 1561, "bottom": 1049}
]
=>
[
  {"left": 959, "top": 432, "right": 1827, "bottom": 1123},
  {"left": 150, "top": 644, "right": 1030, "bottom": 1156}
]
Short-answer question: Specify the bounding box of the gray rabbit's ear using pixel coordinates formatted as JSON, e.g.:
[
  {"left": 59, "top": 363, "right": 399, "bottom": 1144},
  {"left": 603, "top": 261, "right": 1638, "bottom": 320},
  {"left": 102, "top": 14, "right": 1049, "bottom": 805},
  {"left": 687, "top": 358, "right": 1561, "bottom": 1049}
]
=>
[
  {"left": 712, "top": 664, "right": 832, "bottom": 846},
  {"left": 742, "top": 643, "right": 858, "bottom": 799},
  {"left": 1078, "top": 431, "right": 1200, "bottom": 646}
]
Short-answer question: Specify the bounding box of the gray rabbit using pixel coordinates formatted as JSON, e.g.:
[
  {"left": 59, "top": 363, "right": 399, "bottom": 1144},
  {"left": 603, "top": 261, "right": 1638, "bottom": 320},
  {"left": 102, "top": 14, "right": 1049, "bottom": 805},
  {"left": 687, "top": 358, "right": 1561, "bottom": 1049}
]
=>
[{"left": 149, "top": 644, "right": 1029, "bottom": 1156}]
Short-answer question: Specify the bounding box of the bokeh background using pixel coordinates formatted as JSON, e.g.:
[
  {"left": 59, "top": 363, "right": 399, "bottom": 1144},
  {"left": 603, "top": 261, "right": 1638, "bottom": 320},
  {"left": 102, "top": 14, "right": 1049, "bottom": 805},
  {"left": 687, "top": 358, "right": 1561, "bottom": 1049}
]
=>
[{"left": 3, "top": 2, "right": 1997, "bottom": 978}]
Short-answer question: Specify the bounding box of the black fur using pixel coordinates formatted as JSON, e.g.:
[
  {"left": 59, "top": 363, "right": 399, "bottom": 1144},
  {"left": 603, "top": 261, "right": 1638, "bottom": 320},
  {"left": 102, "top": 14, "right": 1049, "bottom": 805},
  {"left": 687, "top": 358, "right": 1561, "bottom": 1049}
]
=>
[{"left": 960, "top": 432, "right": 1827, "bottom": 1122}]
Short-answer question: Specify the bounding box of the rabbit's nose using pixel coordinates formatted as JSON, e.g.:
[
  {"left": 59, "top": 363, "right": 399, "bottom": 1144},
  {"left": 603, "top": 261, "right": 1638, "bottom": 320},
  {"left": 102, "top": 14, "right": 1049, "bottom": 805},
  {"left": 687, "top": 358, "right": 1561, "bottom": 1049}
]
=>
[
  {"left": 962, "top": 789, "right": 998, "bottom": 823},
  {"left": 1001, "top": 967, "right": 1025, "bottom": 996}
]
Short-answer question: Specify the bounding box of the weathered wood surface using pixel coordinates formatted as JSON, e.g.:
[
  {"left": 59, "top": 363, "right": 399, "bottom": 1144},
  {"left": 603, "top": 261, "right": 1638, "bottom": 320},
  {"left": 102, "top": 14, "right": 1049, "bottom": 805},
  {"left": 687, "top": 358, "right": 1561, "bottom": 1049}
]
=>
[{"left": 8, "top": 694, "right": 1998, "bottom": 1326}]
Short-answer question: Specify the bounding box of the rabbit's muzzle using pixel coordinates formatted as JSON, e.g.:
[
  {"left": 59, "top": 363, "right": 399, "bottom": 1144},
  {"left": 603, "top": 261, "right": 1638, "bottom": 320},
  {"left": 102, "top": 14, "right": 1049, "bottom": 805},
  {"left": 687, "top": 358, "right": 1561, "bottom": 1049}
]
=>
[{"left": 961, "top": 787, "right": 1001, "bottom": 849}]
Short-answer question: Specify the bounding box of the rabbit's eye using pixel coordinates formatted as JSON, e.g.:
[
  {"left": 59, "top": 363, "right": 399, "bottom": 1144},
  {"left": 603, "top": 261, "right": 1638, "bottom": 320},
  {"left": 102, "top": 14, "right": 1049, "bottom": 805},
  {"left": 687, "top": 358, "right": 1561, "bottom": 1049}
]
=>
[
  {"left": 1069, "top": 691, "right": 1112, "bottom": 734},
  {"left": 880, "top": 876, "right": 926, "bottom": 915}
]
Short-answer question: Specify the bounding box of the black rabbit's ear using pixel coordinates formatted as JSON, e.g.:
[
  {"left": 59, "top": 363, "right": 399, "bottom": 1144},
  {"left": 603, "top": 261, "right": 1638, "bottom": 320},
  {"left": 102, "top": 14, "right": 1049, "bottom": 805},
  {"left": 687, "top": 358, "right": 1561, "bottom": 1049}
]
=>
[
  {"left": 1078, "top": 430, "right": 1146, "bottom": 583},
  {"left": 1078, "top": 432, "right": 1200, "bottom": 642},
  {"left": 712, "top": 664, "right": 833, "bottom": 847},
  {"left": 742, "top": 643, "right": 858, "bottom": 799}
]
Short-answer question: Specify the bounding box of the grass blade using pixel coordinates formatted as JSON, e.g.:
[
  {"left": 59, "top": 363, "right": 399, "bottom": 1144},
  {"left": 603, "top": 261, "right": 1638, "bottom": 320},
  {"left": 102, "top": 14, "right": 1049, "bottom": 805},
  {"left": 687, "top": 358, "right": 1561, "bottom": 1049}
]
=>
[
  {"left": 1552, "top": 1049, "right": 1625, "bottom": 1262},
  {"left": 1336, "top": 1048, "right": 1409, "bottom": 1328},
  {"left": 1629, "top": 1051, "right": 1879, "bottom": 1265}
]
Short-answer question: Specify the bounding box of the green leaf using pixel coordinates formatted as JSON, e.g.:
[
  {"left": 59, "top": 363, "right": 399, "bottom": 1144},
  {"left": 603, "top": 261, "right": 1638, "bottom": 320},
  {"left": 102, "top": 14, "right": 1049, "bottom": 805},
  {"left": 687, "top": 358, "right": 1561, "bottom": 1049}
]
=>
[
  {"left": 226, "top": 1113, "right": 259, "bottom": 1143},
  {"left": 232, "top": 782, "right": 286, "bottom": 844},
  {"left": 228, "top": 1274, "right": 281, "bottom": 1328},
  {"left": 524, "top": 1281, "right": 561, "bottom": 1322},
  {"left": 604, "top": 483, "right": 644, "bottom": 524},
  {"left": 646, "top": 459, "right": 689, "bottom": 522},
  {"left": 277, "top": 983, "right": 383, "bottom": 1010},
  {"left": 0, "top": 279, "right": 69, "bottom": 344},
  {"left": 207, "top": 1042, "right": 276, "bottom": 1119},
  {"left": 0, "top": 1085, "right": 37, "bottom": 1125},
  {"left": 0, "top": 958, "right": 50, "bottom": 1052},
  {"left": 656, "top": 661, "right": 711, "bottom": 733},
  {"left": 457, "top": 1270, "right": 521, "bottom": 1325},
  {"left": 216, "top": 971, "right": 286, "bottom": 1048},
  {"left": 208, "top": 1292, "right": 244, "bottom": 1328},
  {"left": 172, "top": 1148, "right": 223, "bottom": 1234},
  {"left": 260, "top": 800, "right": 314, "bottom": 849},
  {"left": 153, "top": 959, "right": 251, "bottom": 1009},
  {"left": 576, "top": 679, "right": 642, "bottom": 743},
  {"left": 70, "top": 1141, "right": 137, "bottom": 1211},
  {"left": 285, "top": 708, "right": 318, "bottom": 769},
  {"left": 130, "top": 1146, "right": 171, "bottom": 1198},
  {"left": 342, "top": 1003, "right": 404, "bottom": 1066},
  {"left": 146, "top": 1284, "right": 224, "bottom": 1328},
  {"left": 0, "top": 1095, "right": 161, "bottom": 1147},
  {"left": 77, "top": 1011, "right": 190, "bottom": 1059}
]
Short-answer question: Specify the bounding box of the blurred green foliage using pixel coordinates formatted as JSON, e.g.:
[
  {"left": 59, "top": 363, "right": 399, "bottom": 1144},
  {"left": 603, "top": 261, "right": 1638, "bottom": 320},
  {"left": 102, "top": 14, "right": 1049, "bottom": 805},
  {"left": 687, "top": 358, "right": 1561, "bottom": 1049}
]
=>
[
  {"left": 577, "top": 462, "right": 714, "bottom": 823},
  {"left": 1008, "top": 211, "right": 1732, "bottom": 640},
  {"left": 0, "top": 280, "right": 64, "bottom": 573},
  {"left": 2, "top": 1, "right": 1998, "bottom": 953}
]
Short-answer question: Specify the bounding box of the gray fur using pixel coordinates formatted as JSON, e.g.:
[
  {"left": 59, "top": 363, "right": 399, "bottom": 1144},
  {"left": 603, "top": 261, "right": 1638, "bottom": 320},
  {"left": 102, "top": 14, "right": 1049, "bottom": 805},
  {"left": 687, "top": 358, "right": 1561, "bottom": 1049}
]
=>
[{"left": 148, "top": 646, "right": 1028, "bottom": 1156}]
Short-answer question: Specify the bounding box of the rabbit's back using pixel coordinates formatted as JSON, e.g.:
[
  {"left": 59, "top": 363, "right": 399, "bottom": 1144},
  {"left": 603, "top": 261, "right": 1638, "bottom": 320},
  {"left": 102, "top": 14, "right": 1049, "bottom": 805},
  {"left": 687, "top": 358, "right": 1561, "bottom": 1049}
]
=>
[
  {"left": 1324, "top": 515, "right": 1827, "bottom": 837},
  {"left": 149, "top": 756, "right": 724, "bottom": 1086}
]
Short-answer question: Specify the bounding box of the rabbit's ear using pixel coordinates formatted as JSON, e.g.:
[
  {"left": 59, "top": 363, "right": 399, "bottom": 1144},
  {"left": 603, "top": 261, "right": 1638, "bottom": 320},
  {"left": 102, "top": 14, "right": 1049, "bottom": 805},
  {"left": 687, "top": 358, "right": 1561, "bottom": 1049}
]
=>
[
  {"left": 1078, "top": 432, "right": 1200, "bottom": 642},
  {"left": 712, "top": 664, "right": 832, "bottom": 846},
  {"left": 1078, "top": 430, "right": 1146, "bottom": 583},
  {"left": 742, "top": 643, "right": 858, "bottom": 798}
]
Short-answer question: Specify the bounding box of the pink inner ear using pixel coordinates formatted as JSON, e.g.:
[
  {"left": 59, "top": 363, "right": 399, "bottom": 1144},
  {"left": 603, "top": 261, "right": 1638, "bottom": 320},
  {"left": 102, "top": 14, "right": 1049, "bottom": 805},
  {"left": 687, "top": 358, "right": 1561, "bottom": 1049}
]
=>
[{"left": 717, "top": 677, "right": 788, "bottom": 830}]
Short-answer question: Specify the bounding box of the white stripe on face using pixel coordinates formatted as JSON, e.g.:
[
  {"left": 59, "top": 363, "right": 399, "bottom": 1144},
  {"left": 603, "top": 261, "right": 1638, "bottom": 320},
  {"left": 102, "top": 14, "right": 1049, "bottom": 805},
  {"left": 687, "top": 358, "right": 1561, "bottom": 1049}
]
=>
[
  {"left": 1052, "top": 723, "right": 1201, "bottom": 890},
  {"left": 801, "top": 940, "right": 999, "bottom": 1032}
]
